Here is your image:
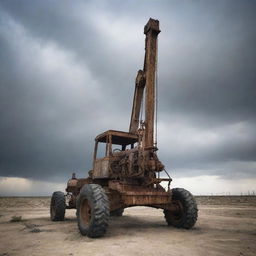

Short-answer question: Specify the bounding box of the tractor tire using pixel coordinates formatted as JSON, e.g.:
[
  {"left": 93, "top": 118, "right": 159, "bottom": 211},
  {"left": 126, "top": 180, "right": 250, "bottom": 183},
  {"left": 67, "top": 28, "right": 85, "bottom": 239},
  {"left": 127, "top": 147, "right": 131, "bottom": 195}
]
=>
[
  {"left": 76, "top": 184, "right": 109, "bottom": 238},
  {"left": 110, "top": 208, "right": 124, "bottom": 217},
  {"left": 164, "top": 188, "right": 198, "bottom": 229},
  {"left": 50, "top": 191, "right": 66, "bottom": 221}
]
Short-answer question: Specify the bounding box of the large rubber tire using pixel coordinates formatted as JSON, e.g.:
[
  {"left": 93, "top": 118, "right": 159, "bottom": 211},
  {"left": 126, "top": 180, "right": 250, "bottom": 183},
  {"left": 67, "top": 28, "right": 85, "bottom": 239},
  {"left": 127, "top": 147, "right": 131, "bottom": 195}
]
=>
[
  {"left": 50, "top": 191, "right": 66, "bottom": 221},
  {"left": 164, "top": 188, "right": 198, "bottom": 229},
  {"left": 110, "top": 208, "right": 124, "bottom": 217},
  {"left": 77, "top": 184, "right": 109, "bottom": 238}
]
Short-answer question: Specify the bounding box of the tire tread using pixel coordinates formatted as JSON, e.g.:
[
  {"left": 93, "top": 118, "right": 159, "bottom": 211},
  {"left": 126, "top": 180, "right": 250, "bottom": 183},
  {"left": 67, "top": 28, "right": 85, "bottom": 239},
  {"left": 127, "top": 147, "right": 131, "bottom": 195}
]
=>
[
  {"left": 50, "top": 191, "right": 66, "bottom": 221},
  {"left": 77, "top": 184, "right": 109, "bottom": 238},
  {"left": 164, "top": 188, "right": 198, "bottom": 229}
]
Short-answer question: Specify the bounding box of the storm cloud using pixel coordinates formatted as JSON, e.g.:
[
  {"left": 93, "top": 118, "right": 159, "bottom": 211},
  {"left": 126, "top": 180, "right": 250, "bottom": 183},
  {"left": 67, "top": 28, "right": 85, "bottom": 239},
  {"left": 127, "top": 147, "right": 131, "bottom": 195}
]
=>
[{"left": 0, "top": 0, "right": 255, "bottom": 192}]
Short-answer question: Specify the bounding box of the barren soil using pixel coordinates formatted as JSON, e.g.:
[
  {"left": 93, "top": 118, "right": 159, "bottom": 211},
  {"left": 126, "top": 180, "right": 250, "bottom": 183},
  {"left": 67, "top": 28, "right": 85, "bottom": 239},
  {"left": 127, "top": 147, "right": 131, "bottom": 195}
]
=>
[{"left": 0, "top": 196, "right": 255, "bottom": 256}]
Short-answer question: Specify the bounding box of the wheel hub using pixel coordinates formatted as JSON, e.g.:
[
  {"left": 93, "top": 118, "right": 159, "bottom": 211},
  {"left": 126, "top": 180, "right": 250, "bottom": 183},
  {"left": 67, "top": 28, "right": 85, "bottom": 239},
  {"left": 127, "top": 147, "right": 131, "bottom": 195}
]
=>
[{"left": 80, "top": 198, "right": 91, "bottom": 226}]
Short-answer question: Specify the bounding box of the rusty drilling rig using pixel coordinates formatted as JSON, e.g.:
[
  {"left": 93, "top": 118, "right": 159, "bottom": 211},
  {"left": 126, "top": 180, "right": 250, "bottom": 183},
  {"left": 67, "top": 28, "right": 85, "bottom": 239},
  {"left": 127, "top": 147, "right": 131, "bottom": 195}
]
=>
[{"left": 50, "top": 18, "right": 198, "bottom": 238}]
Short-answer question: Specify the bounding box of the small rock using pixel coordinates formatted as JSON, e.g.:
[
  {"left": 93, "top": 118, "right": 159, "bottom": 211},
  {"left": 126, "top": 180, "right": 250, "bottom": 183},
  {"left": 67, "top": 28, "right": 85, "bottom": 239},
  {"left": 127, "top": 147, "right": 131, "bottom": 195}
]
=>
[
  {"left": 30, "top": 228, "right": 42, "bottom": 233},
  {"left": 10, "top": 215, "right": 22, "bottom": 222},
  {"left": 24, "top": 222, "right": 38, "bottom": 229}
]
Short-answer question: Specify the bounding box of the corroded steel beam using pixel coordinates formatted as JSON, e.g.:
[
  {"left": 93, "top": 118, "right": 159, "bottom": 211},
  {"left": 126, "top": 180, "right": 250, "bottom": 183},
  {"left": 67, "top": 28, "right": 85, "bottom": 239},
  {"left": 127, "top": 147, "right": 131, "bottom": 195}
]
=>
[{"left": 144, "top": 19, "right": 160, "bottom": 148}]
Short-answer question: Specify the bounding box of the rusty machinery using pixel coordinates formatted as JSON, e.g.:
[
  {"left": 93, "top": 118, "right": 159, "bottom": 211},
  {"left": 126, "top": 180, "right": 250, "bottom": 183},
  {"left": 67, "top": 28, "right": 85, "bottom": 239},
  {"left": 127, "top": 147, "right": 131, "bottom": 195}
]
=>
[{"left": 50, "top": 18, "right": 198, "bottom": 238}]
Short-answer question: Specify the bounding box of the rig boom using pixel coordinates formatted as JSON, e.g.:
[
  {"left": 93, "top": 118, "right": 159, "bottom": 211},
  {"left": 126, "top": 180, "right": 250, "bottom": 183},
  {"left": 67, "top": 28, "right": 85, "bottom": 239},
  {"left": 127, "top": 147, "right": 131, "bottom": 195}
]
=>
[{"left": 129, "top": 18, "right": 160, "bottom": 149}]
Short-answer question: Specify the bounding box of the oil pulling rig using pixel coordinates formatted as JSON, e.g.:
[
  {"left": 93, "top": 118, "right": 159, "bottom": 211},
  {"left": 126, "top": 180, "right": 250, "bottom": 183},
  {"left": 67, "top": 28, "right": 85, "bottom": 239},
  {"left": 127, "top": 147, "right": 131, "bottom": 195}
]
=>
[{"left": 50, "top": 18, "right": 198, "bottom": 238}]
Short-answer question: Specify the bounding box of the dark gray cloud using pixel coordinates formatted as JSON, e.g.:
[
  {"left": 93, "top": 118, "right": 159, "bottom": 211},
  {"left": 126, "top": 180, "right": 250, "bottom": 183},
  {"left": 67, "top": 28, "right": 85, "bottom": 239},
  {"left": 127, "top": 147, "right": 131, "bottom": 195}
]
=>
[{"left": 0, "top": 0, "right": 255, "bottom": 183}]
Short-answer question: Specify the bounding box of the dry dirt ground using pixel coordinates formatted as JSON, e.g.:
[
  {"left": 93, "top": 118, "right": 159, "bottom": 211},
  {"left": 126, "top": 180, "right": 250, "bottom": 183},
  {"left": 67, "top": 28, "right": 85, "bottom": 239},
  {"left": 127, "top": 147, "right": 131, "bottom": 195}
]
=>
[{"left": 0, "top": 196, "right": 255, "bottom": 256}]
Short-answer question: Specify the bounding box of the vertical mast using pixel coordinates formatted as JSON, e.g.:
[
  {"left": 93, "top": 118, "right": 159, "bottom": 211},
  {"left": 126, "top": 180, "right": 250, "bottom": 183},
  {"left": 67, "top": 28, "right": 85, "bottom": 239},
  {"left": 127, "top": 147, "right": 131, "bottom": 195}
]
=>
[
  {"left": 128, "top": 18, "right": 160, "bottom": 148},
  {"left": 143, "top": 19, "right": 160, "bottom": 149}
]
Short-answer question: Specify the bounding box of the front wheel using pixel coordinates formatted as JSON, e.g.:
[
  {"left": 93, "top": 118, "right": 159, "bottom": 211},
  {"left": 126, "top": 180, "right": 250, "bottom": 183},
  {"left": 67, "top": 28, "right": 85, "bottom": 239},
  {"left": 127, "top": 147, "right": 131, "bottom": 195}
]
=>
[
  {"left": 164, "top": 188, "right": 198, "bottom": 229},
  {"left": 76, "top": 184, "right": 109, "bottom": 238}
]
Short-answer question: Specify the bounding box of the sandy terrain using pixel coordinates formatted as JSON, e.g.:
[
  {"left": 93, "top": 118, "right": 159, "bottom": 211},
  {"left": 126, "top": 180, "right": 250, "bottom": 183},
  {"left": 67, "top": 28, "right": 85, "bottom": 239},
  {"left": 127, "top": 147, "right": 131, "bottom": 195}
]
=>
[{"left": 0, "top": 196, "right": 255, "bottom": 256}]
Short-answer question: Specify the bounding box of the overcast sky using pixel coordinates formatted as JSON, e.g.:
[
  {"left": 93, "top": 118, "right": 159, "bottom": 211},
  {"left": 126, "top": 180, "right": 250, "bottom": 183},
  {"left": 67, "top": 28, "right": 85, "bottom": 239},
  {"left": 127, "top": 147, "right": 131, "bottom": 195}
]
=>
[{"left": 0, "top": 0, "right": 255, "bottom": 195}]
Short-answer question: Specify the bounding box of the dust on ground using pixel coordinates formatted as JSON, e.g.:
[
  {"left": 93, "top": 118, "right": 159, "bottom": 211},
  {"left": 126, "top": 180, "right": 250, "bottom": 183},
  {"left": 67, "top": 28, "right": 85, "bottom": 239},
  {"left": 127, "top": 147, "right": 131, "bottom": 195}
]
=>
[{"left": 0, "top": 196, "right": 255, "bottom": 256}]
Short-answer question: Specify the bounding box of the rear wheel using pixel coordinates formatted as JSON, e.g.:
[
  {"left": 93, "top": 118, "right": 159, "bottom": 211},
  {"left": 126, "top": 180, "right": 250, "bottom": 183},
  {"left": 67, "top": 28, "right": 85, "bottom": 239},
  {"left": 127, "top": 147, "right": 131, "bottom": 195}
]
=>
[
  {"left": 110, "top": 208, "right": 124, "bottom": 217},
  {"left": 164, "top": 188, "right": 198, "bottom": 229},
  {"left": 50, "top": 191, "right": 66, "bottom": 221},
  {"left": 77, "top": 184, "right": 109, "bottom": 238}
]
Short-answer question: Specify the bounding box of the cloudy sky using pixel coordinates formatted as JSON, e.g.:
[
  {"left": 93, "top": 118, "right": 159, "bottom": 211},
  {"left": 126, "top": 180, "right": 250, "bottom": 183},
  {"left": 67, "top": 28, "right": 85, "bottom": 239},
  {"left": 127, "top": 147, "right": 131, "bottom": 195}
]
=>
[{"left": 0, "top": 0, "right": 255, "bottom": 196}]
